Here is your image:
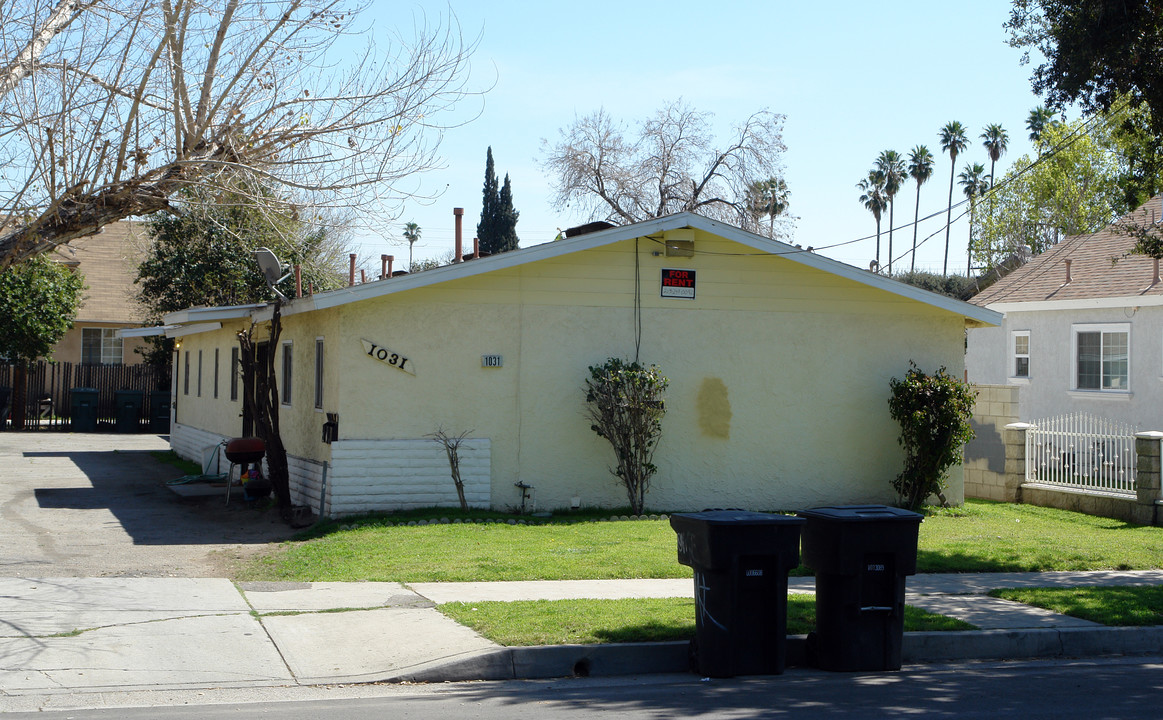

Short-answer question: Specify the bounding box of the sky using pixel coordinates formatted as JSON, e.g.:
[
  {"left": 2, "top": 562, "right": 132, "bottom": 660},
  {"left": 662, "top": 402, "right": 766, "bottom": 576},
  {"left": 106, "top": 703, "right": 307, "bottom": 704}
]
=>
[{"left": 354, "top": 0, "right": 1053, "bottom": 276}]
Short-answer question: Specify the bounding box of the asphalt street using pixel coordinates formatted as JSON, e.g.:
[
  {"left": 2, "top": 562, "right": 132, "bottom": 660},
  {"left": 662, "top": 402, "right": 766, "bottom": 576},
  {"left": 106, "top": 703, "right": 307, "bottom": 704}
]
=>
[{"left": 4, "top": 657, "right": 1163, "bottom": 719}]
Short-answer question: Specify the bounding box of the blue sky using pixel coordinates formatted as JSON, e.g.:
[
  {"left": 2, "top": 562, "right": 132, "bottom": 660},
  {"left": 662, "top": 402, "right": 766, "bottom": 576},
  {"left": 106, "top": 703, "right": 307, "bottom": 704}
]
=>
[{"left": 358, "top": 0, "right": 1051, "bottom": 275}]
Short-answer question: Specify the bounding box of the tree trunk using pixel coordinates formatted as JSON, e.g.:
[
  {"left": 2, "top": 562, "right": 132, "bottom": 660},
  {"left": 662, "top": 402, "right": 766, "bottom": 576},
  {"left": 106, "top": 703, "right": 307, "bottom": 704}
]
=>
[{"left": 237, "top": 303, "right": 293, "bottom": 519}]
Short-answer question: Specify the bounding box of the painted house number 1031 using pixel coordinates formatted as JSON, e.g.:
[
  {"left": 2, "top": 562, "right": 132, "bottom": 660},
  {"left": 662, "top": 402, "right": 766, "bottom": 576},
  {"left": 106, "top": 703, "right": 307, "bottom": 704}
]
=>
[{"left": 360, "top": 339, "right": 414, "bottom": 375}]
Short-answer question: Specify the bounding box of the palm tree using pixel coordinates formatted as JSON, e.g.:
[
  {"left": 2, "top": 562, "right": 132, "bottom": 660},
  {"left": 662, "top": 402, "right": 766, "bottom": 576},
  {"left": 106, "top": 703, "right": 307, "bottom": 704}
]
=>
[
  {"left": 938, "top": 121, "right": 969, "bottom": 275},
  {"left": 746, "top": 177, "right": 790, "bottom": 238},
  {"left": 402, "top": 221, "right": 421, "bottom": 271},
  {"left": 981, "top": 123, "right": 1009, "bottom": 192},
  {"left": 958, "top": 162, "right": 989, "bottom": 276},
  {"left": 1026, "top": 106, "right": 1055, "bottom": 145},
  {"left": 857, "top": 169, "right": 888, "bottom": 271},
  {"left": 907, "top": 145, "right": 935, "bottom": 273},
  {"left": 876, "top": 150, "right": 907, "bottom": 274}
]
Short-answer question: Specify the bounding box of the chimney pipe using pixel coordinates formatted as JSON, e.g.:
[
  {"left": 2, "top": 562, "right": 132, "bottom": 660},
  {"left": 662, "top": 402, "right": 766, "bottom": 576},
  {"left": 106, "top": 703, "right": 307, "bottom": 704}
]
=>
[
  {"left": 294, "top": 265, "right": 302, "bottom": 298},
  {"left": 381, "top": 254, "right": 388, "bottom": 279},
  {"left": 360, "top": 269, "right": 366, "bottom": 284},
  {"left": 454, "top": 207, "right": 464, "bottom": 263},
  {"left": 473, "top": 236, "right": 479, "bottom": 259},
  {"left": 348, "top": 253, "right": 356, "bottom": 286},
  {"left": 387, "top": 255, "right": 394, "bottom": 276},
  {"left": 1065, "top": 258, "right": 1073, "bottom": 284}
]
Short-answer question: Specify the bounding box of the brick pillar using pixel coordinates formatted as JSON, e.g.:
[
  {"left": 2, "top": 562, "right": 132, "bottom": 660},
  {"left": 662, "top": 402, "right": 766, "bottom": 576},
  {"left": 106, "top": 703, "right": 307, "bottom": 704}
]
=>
[
  {"left": 1134, "top": 432, "right": 1162, "bottom": 525},
  {"left": 1003, "top": 423, "right": 1034, "bottom": 503}
]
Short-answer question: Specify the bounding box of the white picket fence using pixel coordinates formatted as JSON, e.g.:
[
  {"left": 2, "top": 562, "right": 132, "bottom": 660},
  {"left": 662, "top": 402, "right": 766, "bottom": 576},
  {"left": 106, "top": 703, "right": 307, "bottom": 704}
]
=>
[{"left": 1026, "top": 412, "right": 1139, "bottom": 496}]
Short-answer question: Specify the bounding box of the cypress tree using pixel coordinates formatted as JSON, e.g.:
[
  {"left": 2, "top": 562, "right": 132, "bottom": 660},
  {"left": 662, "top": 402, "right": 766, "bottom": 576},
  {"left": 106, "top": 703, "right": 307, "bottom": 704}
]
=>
[
  {"left": 477, "top": 147, "right": 520, "bottom": 255},
  {"left": 496, "top": 173, "right": 520, "bottom": 252},
  {"left": 477, "top": 147, "right": 499, "bottom": 253}
]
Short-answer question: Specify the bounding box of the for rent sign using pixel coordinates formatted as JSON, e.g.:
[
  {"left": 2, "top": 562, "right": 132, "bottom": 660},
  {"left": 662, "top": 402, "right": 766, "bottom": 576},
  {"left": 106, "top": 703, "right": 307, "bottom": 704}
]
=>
[{"left": 661, "top": 268, "right": 696, "bottom": 299}]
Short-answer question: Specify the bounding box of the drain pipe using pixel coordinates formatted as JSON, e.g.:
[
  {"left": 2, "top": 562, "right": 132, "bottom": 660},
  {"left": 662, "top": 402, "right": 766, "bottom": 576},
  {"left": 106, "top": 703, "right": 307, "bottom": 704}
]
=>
[{"left": 317, "top": 461, "right": 329, "bottom": 521}]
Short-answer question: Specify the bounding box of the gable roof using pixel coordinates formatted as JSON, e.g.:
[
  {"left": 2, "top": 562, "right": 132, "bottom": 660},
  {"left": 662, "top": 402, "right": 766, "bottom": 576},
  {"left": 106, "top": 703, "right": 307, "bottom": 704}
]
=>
[
  {"left": 971, "top": 194, "right": 1163, "bottom": 310},
  {"left": 164, "top": 212, "right": 1001, "bottom": 329}
]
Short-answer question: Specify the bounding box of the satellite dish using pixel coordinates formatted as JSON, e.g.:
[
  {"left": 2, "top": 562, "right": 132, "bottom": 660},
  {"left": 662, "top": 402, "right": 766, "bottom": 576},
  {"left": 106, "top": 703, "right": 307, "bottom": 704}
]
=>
[{"left": 253, "top": 247, "right": 292, "bottom": 302}]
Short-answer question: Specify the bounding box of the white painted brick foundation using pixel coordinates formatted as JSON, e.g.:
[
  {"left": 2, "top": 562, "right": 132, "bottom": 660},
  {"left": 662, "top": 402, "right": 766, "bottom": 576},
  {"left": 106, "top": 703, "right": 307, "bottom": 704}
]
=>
[{"left": 171, "top": 424, "right": 491, "bottom": 518}]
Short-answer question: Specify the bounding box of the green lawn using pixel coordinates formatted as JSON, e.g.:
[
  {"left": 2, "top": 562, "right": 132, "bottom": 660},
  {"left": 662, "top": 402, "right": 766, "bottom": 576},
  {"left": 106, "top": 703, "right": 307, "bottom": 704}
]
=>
[
  {"left": 437, "top": 595, "right": 975, "bottom": 646},
  {"left": 233, "top": 500, "right": 1163, "bottom": 583},
  {"left": 989, "top": 586, "right": 1163, "bottom": 626}
]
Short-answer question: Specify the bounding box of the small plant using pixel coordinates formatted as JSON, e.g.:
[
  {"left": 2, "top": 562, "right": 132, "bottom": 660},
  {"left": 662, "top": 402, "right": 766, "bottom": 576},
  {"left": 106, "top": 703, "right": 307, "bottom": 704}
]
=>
[
  {"left": 584, "top": 358, "right": 668, "bottom": 516},
  {"left": 888, "top": 362, "right": 976, "bottom": 511},
  {"left": 429, "top": 427, "right": 473, "bottom": 510}
]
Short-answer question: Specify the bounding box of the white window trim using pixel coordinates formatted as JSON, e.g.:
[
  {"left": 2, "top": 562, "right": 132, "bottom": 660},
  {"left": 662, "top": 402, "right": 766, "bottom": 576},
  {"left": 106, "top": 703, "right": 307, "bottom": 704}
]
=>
[
  {"left": 280, "top": 340, "right": 293, "bottom": 407},
  {"left": 314, "top": 337, "right": 325, "bottom": 412},
  {"left": 1071, "top": 322, "right": 1130, "bottom": 392},
  {"left": 1010, "top": 330, "right": 1030, "bottom": 382}
]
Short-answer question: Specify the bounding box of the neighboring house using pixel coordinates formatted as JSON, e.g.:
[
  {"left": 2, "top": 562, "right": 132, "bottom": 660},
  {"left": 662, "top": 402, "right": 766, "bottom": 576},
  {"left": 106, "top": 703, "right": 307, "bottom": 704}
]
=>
[
  {"left": 966, "top": 194, "right": 1163, "bottom": 429},
  {"left": 51, "top": 221, "right": 149, "bottom": 366},
  {"left": 161, "top": 212, "right": 999, "bottom": 517}
]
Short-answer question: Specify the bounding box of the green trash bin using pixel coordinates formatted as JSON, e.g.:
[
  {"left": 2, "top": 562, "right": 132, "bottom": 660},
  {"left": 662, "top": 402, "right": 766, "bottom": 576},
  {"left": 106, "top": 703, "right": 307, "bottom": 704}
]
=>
[
  {"left": 113, "top": 389, "right": 144, "bottom": 433},
  {"left": 149, "top": 390, "right": 171, "bottom": 433},
  {"left": 70, "top": 388, "right": 99, "bottom": 433}
]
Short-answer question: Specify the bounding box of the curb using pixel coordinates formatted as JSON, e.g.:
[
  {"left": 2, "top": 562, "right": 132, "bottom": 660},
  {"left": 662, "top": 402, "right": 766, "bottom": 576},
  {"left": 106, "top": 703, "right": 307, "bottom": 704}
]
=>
[{"left": 386, "top": 628, "right": 1163, "bottom": 683}]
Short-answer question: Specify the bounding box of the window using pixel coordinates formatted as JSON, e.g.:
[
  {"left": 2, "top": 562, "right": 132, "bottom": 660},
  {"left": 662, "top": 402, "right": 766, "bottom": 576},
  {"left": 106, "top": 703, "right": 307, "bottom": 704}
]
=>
[
  {"left": 81, "top": 328, "right": 122, "bottom": 365},
  {"left": 183, "top": 351, "right": 190, "bottom": 395},
  {"left": 230, "top": 347, "right": 239, "bottom": 401},
  {"left": 197, "top": 350, "right": 203, "bottom": 397},
  {"left": 281, "top": 341, "right": 293, "bottom": 406},
  {"left": 314, "top": 338, "right": 325, "bottom": 410},
  {"left": 1012, "top": 331, "right": 1030, "bottom": 378},
  {"left": 1074, "top": 324, "right": 1129, "bottom": 391},
  {"left": 213, "top": 348, "right": 220, "bottom": 399}
]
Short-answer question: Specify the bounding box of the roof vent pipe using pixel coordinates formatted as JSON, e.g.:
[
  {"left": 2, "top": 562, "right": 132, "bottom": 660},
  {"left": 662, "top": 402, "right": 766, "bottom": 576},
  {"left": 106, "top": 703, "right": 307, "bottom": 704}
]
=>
[
  {"left": 381, "top": 254, "right": 389, "bottom": 279},
  {"left": 349, "top": 254, "right": 356, "bottom": 286},
  {"left": 454, "top": 207, "right": 464, "bottom": 263},
  {"left": 1064, "top": 258, "right": 1072, "bottom": 284},
  {"left": 387, "top": 255, "right": 394, "bottom": 277},
  {"left": 294, "top": 264, "right": 302, "bottom": 298}
]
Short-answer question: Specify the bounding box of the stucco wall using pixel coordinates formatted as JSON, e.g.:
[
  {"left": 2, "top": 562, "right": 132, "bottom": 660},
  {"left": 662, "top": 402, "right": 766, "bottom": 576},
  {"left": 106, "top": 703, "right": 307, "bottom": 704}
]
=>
[
  {"left": 173, "top": 229, "right": 974, "bottom": 513},
  {"left": 967, "top": 306, "right": 1163, "bottom": 430}
]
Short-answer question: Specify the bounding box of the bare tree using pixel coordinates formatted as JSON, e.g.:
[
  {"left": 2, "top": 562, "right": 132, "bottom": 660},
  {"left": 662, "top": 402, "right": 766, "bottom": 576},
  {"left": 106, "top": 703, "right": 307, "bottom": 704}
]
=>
[
  {"left": 0, "top": 0, "right": 477, "bottom": 269},
  {"left": 428, "top": 426, "right": 473, "bottom": 511},
  {"left": 540, "top": 100, "right": 787, "bottom": 233}
]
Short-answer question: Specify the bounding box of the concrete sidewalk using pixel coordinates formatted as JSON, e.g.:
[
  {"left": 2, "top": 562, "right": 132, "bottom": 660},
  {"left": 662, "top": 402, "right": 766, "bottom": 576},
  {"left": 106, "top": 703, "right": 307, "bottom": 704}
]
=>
[{"left": 3, "top": 571, "right": 1163, "bottom": 699}]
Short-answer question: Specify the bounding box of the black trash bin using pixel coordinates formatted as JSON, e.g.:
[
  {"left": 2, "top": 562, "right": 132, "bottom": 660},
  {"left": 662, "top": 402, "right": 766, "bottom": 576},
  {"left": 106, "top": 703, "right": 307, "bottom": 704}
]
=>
[
  {"left": 113, "top": 389, "right": 144, "bottom": 433},
  {"left": 670, "top": 510, "right": 805, "bottom": 677},
  {"left": 149, "top": 390, "right": 171, "bottom": 433},
  {"left": 70, "top": 388, "right": 99, "bottom": 433},
  {"left": 797, "top": 504, "right": 923, "bottom": 672}
]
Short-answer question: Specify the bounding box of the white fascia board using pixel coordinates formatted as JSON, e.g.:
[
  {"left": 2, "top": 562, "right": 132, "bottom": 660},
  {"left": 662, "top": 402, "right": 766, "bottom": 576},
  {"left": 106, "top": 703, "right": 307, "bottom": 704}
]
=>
[
  {"left": 303, "top": 211, "right": 1001, "bottom": 326},
  {"left": 162, "top": 303, "right": 267, "bottom": 325},
  {"left": 117, "top": 325, "right": 176, "bottom": 338},
  {"left": 986, "top": 295, "right": 1163, "bottom": 314},
  {"left": 165, "top": 322, "right": 222, "bottom": 338}
]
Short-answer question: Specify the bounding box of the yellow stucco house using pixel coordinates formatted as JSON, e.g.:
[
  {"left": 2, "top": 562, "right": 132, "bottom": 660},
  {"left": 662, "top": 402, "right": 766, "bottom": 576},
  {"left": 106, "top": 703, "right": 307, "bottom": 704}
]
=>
[{"left": 162, "top": 213, "right": 1000, "bottom": 517}]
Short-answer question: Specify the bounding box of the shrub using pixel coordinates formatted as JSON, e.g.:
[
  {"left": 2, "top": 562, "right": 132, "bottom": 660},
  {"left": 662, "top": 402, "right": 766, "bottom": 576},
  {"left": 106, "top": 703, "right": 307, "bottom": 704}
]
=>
[
  {"left": 584, "top": 358, "right": 668, "bottom": 515},
  {"left": 888, "top": 362, "right": 976, "bottom": 511}
]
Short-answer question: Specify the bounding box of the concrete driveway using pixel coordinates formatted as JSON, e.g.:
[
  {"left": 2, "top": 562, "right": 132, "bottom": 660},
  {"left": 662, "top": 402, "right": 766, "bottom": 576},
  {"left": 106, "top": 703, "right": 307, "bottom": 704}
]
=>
[{"left": 0, "top": 432, "right": 294, "bottom": 577}]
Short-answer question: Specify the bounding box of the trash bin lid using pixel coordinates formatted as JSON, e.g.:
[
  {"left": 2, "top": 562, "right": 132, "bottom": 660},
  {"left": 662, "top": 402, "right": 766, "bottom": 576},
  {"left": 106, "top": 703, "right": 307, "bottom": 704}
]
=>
[
  {"left": 671, "top": 510, "right": 805, "bottom": 526},
  {"left": 798, "top": 504, "right": 922, "bottom": 523}
]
